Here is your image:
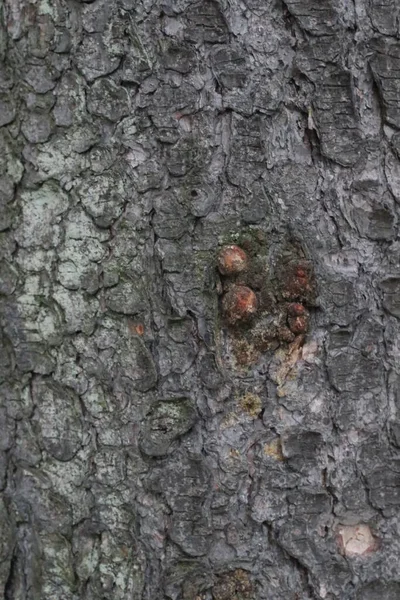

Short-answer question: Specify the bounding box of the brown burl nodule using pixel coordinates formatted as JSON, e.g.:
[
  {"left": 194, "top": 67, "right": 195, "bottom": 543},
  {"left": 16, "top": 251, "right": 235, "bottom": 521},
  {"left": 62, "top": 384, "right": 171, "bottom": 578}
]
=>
[
  {"left": 222, "top": 285, "right": 258, "bottom": 325},
  {"left": 287, "top": 302, "right": 310, "bottom": 335},
  {"left": 217, "top": 244, "right": 249, "bottom": 276},
  {"left": 281, "top": 261, "right": 315, "bottom": 302}
]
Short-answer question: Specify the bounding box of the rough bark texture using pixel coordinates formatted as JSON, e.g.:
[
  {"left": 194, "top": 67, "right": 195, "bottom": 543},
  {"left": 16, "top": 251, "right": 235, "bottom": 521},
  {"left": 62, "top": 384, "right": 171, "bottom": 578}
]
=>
[{"left": 1, "top": 0, "right": 400, "bottom": 599}]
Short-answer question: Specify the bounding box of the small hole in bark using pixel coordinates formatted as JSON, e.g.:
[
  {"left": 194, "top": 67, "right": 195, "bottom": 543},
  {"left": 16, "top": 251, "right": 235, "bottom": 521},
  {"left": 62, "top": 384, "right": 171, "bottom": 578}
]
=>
[{"left": 191, "top": 190, "right": 198, "bottom": 197}]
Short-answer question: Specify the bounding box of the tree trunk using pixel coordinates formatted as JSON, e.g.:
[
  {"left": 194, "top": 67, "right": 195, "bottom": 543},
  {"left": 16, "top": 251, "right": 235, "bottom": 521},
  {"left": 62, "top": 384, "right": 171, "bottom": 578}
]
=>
[{"left": 1, "top": 0, "right": 400, "bottom": 598}]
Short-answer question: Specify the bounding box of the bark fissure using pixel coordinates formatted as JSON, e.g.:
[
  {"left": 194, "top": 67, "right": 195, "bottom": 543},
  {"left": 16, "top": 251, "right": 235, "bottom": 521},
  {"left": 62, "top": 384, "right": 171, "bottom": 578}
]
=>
[{"left": 1, "top": 0, "right": 400, "bottom": 598}]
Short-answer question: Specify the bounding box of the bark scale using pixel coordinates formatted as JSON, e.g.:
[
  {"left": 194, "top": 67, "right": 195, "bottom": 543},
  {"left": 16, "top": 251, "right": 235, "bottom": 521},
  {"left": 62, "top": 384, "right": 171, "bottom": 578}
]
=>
[{"left": 1, "top": 0, "right": 400, "bottom": 599}]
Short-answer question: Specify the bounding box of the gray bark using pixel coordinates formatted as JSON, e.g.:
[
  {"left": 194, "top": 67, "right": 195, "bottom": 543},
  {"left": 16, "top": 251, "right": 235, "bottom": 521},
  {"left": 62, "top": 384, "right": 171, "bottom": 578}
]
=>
[{"left": 1, "top": 0, "right": 400, "bottom": 598}]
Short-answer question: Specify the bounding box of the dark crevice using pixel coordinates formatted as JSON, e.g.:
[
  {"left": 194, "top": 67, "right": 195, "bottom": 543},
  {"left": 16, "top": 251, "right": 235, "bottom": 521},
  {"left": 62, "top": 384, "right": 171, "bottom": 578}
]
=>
[{"left": 4, "top": 543, "right": 19, "bottom": 600}]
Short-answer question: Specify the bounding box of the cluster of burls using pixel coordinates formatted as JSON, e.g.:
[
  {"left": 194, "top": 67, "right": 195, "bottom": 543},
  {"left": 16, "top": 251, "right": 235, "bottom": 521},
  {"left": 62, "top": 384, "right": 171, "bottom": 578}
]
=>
[
  {"left": 217, "top": 244, "right": 312, "bottom": 338},
  {"left": 217, "top": 245, "right": 258, "bottom": 326}
]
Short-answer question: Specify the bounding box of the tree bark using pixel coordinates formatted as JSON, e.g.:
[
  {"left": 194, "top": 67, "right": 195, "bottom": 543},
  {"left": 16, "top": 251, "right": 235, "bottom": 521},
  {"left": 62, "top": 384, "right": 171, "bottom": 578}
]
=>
[{"left": 1, "top": 0, "right": 400, "bottom": 598}]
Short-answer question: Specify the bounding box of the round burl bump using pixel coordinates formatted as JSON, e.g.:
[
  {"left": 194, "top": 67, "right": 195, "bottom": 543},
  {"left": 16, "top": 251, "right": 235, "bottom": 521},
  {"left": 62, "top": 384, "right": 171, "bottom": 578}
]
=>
[
  {"left": 287, "top": 302, "right": 309, "bottom": 334},
  {"left": 222, "top": 285, "right": 257, "bottom": 325},
  {"left": 287, "top": 303, "right": 306, "bottom": 316},
  {"left": 281, "top": 261, "right": 315, "bottom": 302},
  {"left": 217, "top": 245, "right": 248, "bottom": 276}
]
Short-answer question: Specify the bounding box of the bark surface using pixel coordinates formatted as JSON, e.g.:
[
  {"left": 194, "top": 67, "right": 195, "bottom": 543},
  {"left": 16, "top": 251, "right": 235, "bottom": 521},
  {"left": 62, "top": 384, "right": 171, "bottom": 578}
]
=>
[{"left": 1, "top": 0, "right": 400, "bottom": 598}]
